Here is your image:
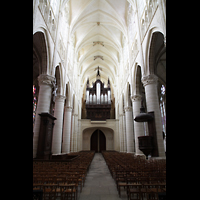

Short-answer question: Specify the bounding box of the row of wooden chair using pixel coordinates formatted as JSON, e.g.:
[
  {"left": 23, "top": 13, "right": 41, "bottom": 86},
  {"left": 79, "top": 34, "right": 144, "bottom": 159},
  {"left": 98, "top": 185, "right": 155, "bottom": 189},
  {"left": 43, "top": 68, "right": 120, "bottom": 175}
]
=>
[
  {"left": 102, "top": 151, "right": 166, "bottom": 200},
  {"left": 33, "top": 151, "right": 95, "bottom": 200},
  {"left": 34, "top": 183, "right": 77, "bottom": 200}
]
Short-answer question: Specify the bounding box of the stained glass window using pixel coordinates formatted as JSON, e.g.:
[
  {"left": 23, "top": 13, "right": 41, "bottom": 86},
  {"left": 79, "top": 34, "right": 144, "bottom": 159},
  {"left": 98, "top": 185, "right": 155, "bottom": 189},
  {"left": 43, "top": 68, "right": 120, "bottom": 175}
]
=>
[
  {"left": 159, "top": 84, "right": 166, "bottom": 152},
  {"left": 160, "top": 85, "right": 166, "bottom": 133},
  {"left": 33, "top": 85, "right": 37, "bottom": 128},
  {"left": 161, "top": 84, "right": 165, "bottom": 95}
]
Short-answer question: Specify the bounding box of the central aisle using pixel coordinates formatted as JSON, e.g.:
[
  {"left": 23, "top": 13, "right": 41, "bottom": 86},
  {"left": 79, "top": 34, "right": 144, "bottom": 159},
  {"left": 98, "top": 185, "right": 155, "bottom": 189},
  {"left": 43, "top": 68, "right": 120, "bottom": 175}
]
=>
[{"left": 79, "top": 153, "right": 124, "bottom": 200}]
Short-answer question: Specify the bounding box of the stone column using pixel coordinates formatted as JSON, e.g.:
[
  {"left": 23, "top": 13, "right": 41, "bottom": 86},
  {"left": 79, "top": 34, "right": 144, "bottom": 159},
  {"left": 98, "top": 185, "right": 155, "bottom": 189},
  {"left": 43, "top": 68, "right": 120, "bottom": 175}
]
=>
[
  {"left": 119, "top": 114, "right": 124, "bottom": 152},
  {"left": 33, "top": 74, "right": 54, "bottom": 158},
  {"left": 51, "top": 95, "right": 65, "bottom": 154},
  {"left": 124, "top": 106, "right": 135, "bottom": 153},
  {"left": 70, "top": 114, "right": 75, "bottom": 152},
  {"left": 73, "top": 114, "right": 78, "bottom": 152},
  {"left": 131, "top": 95, "right": 145, "bottom": 155},
  {"left": 62, "top": 106, "right": 73, "bottom": 153},
  {"left": 142, "top": 74, "right": 165, "bottom": 157},
  {"left": 115, "top": 119, "right": 120, "bottom": 151},
  {"left": 122, "top": 113, "right": 127, "bottom": 152},
  {"left": 77, "top": 119, "right": 82, "bottom": 151}
]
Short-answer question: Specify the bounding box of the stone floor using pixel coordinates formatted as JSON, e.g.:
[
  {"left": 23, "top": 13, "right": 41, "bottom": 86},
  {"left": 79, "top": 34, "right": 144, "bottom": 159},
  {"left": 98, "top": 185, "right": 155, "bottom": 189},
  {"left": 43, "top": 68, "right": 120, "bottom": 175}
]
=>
[{"left": 79, "top": 153, "right": 127, "bottom": 200}]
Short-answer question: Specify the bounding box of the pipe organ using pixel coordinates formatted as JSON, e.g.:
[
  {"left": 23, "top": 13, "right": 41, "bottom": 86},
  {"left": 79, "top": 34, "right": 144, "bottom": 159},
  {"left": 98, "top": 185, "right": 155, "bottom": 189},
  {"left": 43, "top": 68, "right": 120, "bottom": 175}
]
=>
[{"left": 86, "top": 67, "right": 111, "bottom": 120}]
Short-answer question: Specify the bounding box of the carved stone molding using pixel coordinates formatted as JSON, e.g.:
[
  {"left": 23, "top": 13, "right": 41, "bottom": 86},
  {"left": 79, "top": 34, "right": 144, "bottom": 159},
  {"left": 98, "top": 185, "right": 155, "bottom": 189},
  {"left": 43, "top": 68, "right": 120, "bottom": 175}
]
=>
[
  {"left": 38, "top": 74, "right": 55, "bottom": 86},
  {"left": 124, "top": 106, "right": 132, "bottom": 112},
  {"left": 65, "top": 106, "right": 73, "bottom": 111},
  {"left": 55, "top": 95, "right": 66, "bottom": 102},
  {"left": 94, "top": 55, "right": 104, "bottom": 60},
  {"left": 93, "top": 41, "right": 104, "bottom": 46},
  {"left": 141, "top": 74, "right": 158, "bottom": 87},
  {"left": 131, "top": 94, "right": 142, "bottom": 102}
]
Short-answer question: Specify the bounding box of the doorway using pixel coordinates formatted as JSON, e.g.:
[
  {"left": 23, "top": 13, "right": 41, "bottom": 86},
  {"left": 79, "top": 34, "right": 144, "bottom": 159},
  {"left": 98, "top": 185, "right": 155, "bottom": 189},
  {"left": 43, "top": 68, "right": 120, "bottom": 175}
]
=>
[{"left": 90, "top": 129, "right": 106, "bottom": 152}]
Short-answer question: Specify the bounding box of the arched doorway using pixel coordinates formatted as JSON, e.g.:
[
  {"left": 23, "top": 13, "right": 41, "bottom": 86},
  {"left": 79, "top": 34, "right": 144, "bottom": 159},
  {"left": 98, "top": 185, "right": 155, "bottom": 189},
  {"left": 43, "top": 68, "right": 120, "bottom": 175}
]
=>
[{"left": 90, "top": 129, "right": 106, "bottom": 152}]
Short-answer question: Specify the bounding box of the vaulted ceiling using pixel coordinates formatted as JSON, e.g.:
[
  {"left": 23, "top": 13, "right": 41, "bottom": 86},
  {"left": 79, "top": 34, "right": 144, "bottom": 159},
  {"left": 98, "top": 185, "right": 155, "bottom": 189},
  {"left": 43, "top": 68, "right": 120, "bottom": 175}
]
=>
[{"left": 68, "top": 0, "right": 129, "bottom": 86}]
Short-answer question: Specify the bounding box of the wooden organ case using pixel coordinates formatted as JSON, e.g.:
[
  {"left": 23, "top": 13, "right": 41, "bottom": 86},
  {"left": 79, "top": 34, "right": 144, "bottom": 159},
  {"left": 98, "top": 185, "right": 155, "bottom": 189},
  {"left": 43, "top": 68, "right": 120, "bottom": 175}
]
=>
[{"left": 85, "top": 67, "right": 111, "bottom": 121}]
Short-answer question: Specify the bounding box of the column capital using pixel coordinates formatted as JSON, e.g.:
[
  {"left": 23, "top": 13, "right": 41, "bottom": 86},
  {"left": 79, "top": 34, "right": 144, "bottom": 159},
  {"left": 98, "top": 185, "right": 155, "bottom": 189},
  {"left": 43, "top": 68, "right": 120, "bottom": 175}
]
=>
[
  {"left": 55, "top": 95, "right": 66, "bottom": 102},
  {"left": 131, "top": 94, "right": 142, "bottom": 102},
  {"left": 141, "top": 74, "right": 158, "bottom": 87},
  {"left": 124, "top": 106, "right": 132, "bottom": 112},
  {"left": 38, "top": 74, "right": 55, "bottom": 86},
  {"left": 119, "top": 113, "right": 125, "bottom": 117}
]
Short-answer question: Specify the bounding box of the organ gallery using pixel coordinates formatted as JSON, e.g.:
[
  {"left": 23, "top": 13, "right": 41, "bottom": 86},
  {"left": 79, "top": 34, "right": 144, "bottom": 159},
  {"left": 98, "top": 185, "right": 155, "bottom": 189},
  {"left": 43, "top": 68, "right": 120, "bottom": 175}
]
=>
[{"left": 85, "top": 66, "right": 111, "bottom": 121}]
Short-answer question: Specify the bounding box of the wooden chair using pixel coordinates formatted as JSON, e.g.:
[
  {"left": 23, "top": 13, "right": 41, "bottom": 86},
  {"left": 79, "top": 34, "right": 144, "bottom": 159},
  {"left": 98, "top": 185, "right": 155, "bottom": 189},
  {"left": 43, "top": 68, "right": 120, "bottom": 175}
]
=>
[
  {"left": 34, "top": 176, "right": 44, "bottom": 184},
  {"left": 142, "top": 183, "right": 164, "bottom": 200},
  {"left": 115, "top": 171, "right": 127, "bottom": 197},
  {"left": 33, "top": 189, "right": 43, "bottom": 200},
  {"left": 33, "top": 182, "right": 43, "bottom": 191},
  {"left": 66, "top": 177, "right": 79, "bottom": 199},
  {"left": 59, "top": 183, "right": 77, "bottom": 200},
  {"left": 55, "top": 176, "right": 66, "bottom": 185},
  {"left": 127, "top": 183, "right": 142, "bottom": 200},
  {"left": 42, "top": 183, "right": 57, "bottom": 200}
]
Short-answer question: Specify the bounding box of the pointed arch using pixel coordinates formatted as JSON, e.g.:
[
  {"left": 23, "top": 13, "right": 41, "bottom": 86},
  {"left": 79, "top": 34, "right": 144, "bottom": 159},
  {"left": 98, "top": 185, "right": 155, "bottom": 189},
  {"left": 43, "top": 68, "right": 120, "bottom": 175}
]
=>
[
  {"left": 90, "top": 129, "right": 106, "bottom": 152},
  {"left": 33, "top": 31, "right": 48, "bottom": 75},
  {"left": 135, "top": 65, "right": 142, "bottom": 95},
  {"left": 124, "top": 82, "right": 132, "bottom": 108},
  {"left": 144, "top": 27, "right": 165, "bottom": 76},
  {"left": 64, "top": 82, "right": 72, "bottom": 108},
  {"left": 149, "top": 32, "right": 165, "bottom": 75},
  {"left": 33, "top": 27, "right": 51, "bottom": 75},
  {"left": 55, "top": 65, "right": 61, "bottom": 95}
]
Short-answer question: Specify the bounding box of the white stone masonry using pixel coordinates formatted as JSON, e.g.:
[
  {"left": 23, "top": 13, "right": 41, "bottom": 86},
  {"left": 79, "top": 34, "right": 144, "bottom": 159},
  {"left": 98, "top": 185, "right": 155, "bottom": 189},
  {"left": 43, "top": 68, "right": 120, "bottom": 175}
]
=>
[
  {"left": 33, "top": 74, "right": 54, "bottom": 158},
  {"left": 142, "top": 74, "right": 165, "bottom": 157},
  {"left": 119, "top": 114, "right": 123, "bottom": 152},
  {"left": 51, "top": 95, "right": 65, "bottom": 154},
  {"left": 125, "top": 106, "right": 134, "bottom": 153},
  {"left": 62, "top": 106, "right": 73, "bottom": 153},
  {"left": 122, "top": 113, "right": 127, "bottom": 152},
  {"left": 132, "top": 95, "right": 145, "bottom": 156}
]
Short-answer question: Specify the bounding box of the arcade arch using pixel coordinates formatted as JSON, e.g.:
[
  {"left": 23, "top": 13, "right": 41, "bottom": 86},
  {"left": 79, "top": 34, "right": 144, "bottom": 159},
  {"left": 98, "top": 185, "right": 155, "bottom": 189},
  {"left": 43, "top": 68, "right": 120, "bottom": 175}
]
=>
[{"left": 82, "top": 127, "right": 114, "bottom": 151}]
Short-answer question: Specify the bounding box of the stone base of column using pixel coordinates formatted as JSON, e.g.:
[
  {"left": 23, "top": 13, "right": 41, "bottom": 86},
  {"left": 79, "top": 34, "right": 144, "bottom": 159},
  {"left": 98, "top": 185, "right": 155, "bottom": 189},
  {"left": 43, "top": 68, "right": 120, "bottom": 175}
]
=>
[
  {"left": 127, "top": 152, "right": 135, "bottom": 155},
  {"left": 149, "top": 157, "right": 166, "bottom": 160}
]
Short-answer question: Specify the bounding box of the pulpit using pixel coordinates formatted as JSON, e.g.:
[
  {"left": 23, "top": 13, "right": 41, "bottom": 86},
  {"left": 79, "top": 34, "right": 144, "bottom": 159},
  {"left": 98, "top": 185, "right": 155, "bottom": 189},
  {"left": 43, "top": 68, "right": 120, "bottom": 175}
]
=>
[
  {"left": 138, "top": 136, "right": 153, "bottom": 159},
  {"left": 36, "top": 113, "right": 56, "bottom": 159},
  {"left": 134, "top": 99, "right": 159, "bottom": 158}
]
